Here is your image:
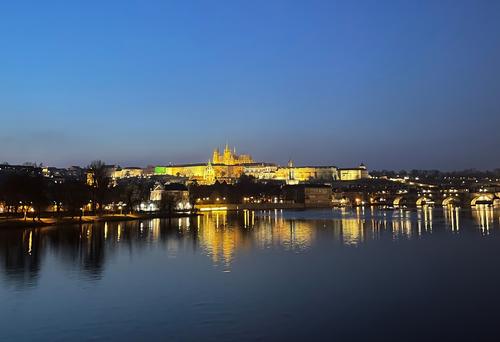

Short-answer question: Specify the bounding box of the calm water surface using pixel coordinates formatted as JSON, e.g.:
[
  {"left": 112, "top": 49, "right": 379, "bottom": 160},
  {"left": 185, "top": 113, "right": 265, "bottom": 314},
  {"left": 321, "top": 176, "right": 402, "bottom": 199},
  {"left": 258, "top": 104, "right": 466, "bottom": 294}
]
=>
[{"left": 1, "top": 206, "right": 500, "bottom": 341}]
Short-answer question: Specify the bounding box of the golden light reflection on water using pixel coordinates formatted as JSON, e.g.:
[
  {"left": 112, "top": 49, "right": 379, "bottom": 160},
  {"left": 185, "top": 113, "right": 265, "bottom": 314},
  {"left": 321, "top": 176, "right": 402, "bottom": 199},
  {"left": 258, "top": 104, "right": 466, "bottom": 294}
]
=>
[
  {"left": 273, "top": 220, "right": 314, "bottom": 251},
  {"left": 197, "top": 211, "right": 238, "bottom": 269},
  {"left": 196, "top": 211, "right": 316, "bottom": 269},
  {"left": 472, "top": 205, "right": 495, "bottom": 235},
  {"left": 252, "top": 210, "right": 315, "bottom": 251},
  {"left": 417, "top": 206, "right": 433, "bottom": 236},
  {"left": 392, "top": 209, "right": 412, "bottom": 240},
  {"left": 4, "top": 207, "right": 500, "bottom": 280},
  {"left": 27, "top": 230, "right": 32, "bottom": 254},
  {"left": 443, "top": 205, "right": 460, "bottom": 232},
  {"left": 341, "top": 217, "right": 364, "bottom": 246}
]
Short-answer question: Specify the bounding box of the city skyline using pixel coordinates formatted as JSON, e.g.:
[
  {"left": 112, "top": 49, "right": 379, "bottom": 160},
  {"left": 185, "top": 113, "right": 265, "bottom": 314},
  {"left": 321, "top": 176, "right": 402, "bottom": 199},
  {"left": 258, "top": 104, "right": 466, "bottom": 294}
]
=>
[
  {"left": 2, "top": 1, "right": 500, "bottom": 170},
  {"left": 2, "top": 139, "right": 500, "bottom": 171}
]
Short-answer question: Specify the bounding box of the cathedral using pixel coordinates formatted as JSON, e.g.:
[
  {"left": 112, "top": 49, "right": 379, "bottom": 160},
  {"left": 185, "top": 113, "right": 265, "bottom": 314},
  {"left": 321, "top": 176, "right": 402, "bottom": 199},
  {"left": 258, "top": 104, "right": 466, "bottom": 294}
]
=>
[{"left": 212, "top": 144, "right": 254, "bottom": 165}]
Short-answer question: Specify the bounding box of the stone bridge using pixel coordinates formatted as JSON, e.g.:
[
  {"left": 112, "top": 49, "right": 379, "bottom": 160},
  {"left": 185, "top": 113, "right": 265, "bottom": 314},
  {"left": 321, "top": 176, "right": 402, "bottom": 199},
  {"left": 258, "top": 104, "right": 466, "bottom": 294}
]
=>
[{"left": 337, "top": 191, "right": 500, "bottom": 208}]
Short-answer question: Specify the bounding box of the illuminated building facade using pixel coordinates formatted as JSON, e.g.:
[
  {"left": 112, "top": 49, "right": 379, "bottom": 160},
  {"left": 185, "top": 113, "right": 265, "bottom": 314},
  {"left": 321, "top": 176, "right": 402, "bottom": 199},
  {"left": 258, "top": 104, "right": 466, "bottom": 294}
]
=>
[
  {"left": 112, "top": 167, "right": 144, "bottom": 179},
  {"left": 338, "top": 164, "right": 370, "bottom": 181},
  {"left": 149, "top": 183, "right": 191, "bottom": 211},
  {"left": 154, "top": 163, "right": 245, "bottom": 185},
  {"left": 86, "top": 165, "right": 116, "bottom": 186},
  {"left": 242, "top": 163, "right": 279, "bottom": 180},
  {"left": 244, "top": 160, "right": 338, "bottom": 184},
  {"left": 282, "top": 184, "right": 333, "bottom": 207},
  {"left": 155, "top": 144, "right": 253, "bottom": 185},
  {"left": 154, "top": 144, "right": 368, "bottom": 184}
]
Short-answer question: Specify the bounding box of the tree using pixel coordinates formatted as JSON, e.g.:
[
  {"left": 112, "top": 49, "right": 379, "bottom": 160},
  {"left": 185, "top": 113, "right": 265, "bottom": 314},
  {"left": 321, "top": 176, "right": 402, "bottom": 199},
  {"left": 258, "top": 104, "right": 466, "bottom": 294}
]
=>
[
  {"left": 116, "top": 181, "right": 145, "bottom": 213},
  {"left": 1, "top": 174, "right": 29, "bottom": 215},
  {"left": 27, "top": 176, "right": 48, "bottom": 221},
  {"left": 62, "top": 180, "right": 91, "bottom": 218},
  {"left": 159, "top": 193, "right": 177, "bottom": 216},
  {"left": 47, "top": 181, "right": 65, "bottom": 215},
  {"left": 87, "top": 160, "right": 110, "bottom": 213}
]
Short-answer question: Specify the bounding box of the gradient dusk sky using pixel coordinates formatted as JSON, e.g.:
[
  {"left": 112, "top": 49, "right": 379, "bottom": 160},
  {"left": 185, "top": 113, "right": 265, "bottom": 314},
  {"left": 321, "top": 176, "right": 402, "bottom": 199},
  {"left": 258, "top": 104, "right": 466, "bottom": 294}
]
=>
[{"left": 1, "top": 0, "right": 499, "bottom": 170}]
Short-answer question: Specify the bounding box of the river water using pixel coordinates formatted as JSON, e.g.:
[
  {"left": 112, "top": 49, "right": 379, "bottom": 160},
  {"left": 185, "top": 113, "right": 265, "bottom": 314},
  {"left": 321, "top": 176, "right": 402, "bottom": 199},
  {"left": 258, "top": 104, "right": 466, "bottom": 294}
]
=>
[{"left": 1, "top": 206, "right": 500, "bottom": 341}]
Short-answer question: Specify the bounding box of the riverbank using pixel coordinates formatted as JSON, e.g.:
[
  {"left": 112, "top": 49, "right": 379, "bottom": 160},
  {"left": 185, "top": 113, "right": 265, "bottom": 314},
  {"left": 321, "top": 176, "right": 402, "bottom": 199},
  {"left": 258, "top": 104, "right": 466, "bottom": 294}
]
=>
[{"left": 0, "top": 212, "right": 197, "bottom": 229}]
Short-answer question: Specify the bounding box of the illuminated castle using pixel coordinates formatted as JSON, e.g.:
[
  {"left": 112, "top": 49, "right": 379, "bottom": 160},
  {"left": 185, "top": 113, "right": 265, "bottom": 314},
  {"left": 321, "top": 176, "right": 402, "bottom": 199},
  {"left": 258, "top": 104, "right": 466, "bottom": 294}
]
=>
[
  {"left": 154, "top": 144, "right": 254, "bottom": 185},
  {"left": 212, "top": 144, "right": 254, "bottom": 165},
  {"left": 154, "top": 143, "right": 369, "bottom": 185}
]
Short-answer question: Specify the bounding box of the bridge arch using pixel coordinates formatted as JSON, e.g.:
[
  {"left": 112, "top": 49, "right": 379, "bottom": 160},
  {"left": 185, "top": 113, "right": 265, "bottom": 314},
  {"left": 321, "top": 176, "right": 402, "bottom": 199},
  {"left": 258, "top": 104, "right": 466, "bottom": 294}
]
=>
[
  {"left": 471, "top": 194, "right": 495, "bottom": 206},
  {"left": 393, "top": 196, "right": 408, "bottom": 207},
  {"left": 416, "top": 196, "right": 434, "bottom": 206},
  {"left": 442, "top": 196, "right": 460, "bottom": 206}
]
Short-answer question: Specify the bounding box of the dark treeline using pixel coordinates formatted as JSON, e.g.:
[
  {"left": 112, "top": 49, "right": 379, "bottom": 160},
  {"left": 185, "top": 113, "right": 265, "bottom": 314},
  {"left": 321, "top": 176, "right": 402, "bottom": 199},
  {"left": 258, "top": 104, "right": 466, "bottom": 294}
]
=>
[
  {"left": 0, "top": 160, "right": 156, "bottom": 219},
  {"left": 0, "top": 173, "right": 90, "bottom": 218}
]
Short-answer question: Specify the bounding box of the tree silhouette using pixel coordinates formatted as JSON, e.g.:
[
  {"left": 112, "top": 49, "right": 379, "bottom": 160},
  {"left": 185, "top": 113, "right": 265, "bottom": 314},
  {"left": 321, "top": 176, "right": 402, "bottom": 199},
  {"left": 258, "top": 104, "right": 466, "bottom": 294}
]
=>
[{"left": 87, "top": 160, "right": 110, "bottom": 214}]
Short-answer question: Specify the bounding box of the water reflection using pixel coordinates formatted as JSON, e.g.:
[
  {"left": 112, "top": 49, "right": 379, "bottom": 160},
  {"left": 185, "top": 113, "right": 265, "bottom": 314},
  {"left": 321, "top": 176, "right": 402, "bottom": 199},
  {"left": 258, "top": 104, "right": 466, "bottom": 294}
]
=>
[
  {"left": 198, "top": 211, "right": 238, "bottom": 268},
  {"left": 393, "top": 208, "right": 413, "bottom": 240},
  {"left": 416, "top": 206, "right": 433, "bottom": 236},
  {"left": 472, "top": 204, "right": 495, "bottom": 235},
  {"left": 443, "top": 205, "right": 460, "bottom": 232},
  {"left": 1, "top": 207, "right": 500, "bottom": 288}
]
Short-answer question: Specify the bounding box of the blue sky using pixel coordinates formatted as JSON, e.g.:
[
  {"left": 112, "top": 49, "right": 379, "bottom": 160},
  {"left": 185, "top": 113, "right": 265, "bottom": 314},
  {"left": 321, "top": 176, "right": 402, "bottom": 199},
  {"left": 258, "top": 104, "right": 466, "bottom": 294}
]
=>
[{"left": 1, "top": 0, "right": 499, "bottom": 170}]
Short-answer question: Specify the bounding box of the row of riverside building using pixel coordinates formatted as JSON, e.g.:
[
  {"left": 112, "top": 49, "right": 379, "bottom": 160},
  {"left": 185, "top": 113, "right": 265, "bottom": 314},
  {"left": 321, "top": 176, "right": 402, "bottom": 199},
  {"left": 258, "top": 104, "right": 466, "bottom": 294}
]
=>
[{"left": 0, "top": 145, "right": 370, "bottom": 213}]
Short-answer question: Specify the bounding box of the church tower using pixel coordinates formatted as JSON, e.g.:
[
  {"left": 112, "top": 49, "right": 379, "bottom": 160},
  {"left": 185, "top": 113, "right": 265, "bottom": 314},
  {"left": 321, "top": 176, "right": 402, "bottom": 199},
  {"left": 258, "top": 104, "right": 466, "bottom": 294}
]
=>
[
  {"left": 288, "top": 160, "right": 294, "bottom": 180},
  {"left": 204, "top": 160, "right": 216, "bottom": 185},
  {"left": 212, "top": 148, "right": 220, "bottom": 164},
  {"left": 223, "top": 143, "right": 233, "bottom": 165},
  {"left": 286, "top": 159, "right": 297, "bottom": 184}
]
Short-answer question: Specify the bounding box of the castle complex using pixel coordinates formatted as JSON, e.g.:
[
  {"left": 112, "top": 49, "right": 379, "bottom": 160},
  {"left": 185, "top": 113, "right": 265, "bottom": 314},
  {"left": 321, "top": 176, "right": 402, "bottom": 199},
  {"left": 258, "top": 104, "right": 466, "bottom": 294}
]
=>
[{"left": 153, "top": 144, "right": 369, "bottom": 185}]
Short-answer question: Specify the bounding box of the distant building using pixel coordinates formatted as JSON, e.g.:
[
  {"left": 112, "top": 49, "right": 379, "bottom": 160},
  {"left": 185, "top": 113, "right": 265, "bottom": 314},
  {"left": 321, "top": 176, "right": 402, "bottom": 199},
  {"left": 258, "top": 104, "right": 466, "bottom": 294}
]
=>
[
  {"left": 86, "top": 165, "right": 116, "bottom": 186},
  {"left": 0, "top": 164, "right": 42, "bottom": 177},
  {"left": 154, "top": 162, "right": 244, "bottom": 185},
  {"left": 338, "top": 164, "right": 370, "bottom": 181},
  {"left": 66, "top": 166, "right": 86, "bottom": 181},
  {"left": 42, "top": 166, "right": 86, "bottom": 183},
  {"left": 244, "top": 160, "right": 338, "bottom": 184},
  {"left": 150, "top": 182, "right": 191, "bottom": 211},
  {"left": 243, "top": 163, "right": 279, "bottom": 180},
  {"left": 112, "top": 167, "right": 144, "bottom": 180},
  {"left": 155, "top": 143, "right": 254, "bottom": 185},
  {"left": 282, "top": 184, "right": 332, "bottom": 207},
  {"left": 154, "top": 145, "right": 365, "bottom": 185},
  {"left": 275, "top": 160, "right": 338, "bottom": 184}
]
